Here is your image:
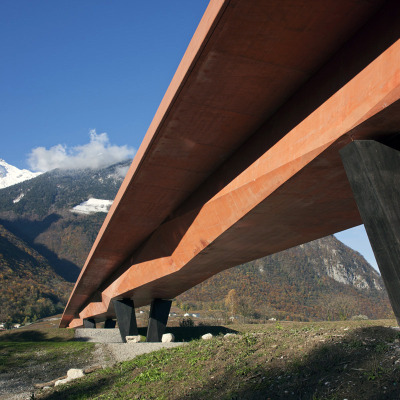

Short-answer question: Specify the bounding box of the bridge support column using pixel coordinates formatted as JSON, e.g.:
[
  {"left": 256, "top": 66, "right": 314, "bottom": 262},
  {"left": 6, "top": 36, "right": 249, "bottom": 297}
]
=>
[
  {"left": 113, "top": 299, "right": 138, "bottom": 343},
  {"left": 146, "top": 299, "right": 171, "bottom": 342},
  {"left": 340, "top": 140, "right": 400, "bottom": 325},
  {"left": 104, "top": 319, "right": 116, "bottom": 329},
  {"left": 83, "top": 318, "right": 96, "bottom": 328}
]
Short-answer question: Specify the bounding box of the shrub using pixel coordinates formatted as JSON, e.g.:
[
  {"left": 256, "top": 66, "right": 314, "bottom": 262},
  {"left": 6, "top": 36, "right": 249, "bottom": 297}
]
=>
[{"left": 179, "top": 317, "right": 194, "bottom": 327}]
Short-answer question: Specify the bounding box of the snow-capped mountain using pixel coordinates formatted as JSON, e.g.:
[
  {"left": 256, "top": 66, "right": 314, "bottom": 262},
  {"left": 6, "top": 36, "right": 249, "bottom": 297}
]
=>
[
  {"left": 71, "top": 198, "right": 113, "bottom": 215},
  {"left": 0, "top": 159, "right": 42, "bottom": 189}
]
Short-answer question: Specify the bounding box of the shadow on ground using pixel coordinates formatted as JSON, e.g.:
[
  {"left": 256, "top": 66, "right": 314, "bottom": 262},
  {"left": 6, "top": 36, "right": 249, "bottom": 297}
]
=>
[
  {"left": 0, "top": 330, "right": 70, "bottom": 342},
  {"left": 174, "top": 326, "right": 400, "bottom": 400},
  {"left": 138, "top": 325, "right": 239, "bottom": 342}
]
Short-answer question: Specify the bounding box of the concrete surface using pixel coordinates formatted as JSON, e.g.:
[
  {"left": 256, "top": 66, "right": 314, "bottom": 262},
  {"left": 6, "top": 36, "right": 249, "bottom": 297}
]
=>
[
  {"left": 75, "top": 328, "right": 123, "bottom": 343},
  {"left": 74, "top": 328, "right": 185, "bottom": 363}
]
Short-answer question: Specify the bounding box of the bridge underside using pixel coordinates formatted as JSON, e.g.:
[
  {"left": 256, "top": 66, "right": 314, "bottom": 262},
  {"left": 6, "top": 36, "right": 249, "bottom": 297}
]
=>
[{"left": 61, "top": 0, "right": 400, "bottom": 331}]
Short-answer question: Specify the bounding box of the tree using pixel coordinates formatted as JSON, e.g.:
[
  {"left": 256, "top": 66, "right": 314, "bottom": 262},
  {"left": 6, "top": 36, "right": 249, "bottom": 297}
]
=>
[{"left": 225, "top": 289, "right": 238, "bottom": 315}]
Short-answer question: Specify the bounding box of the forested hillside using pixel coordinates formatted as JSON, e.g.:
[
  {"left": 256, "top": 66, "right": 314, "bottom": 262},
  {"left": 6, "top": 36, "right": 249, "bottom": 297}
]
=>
[
  {"left": 178, "top": 236, "right": 392, "bottom": 321},
  {"left": 0, "top": 223, "right": 73, "bottom": 324},
  {"left": 0, "top": 160, "right": 394, "bottom": 324},
  {"left": 0, "top": 161, "right": 130, "bottom": 281},
  {"left": 0, "top": 161, "right": 128, "bottom": 218}
]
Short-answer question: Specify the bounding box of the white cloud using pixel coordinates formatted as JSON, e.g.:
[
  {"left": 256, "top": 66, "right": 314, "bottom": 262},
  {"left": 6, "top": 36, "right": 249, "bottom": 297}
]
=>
[
  {"left": 28, "top": 130, "right": 135, "bottom": 172},
  {"left": 116, "top": 165, "right": 130, "bottom": 178}
]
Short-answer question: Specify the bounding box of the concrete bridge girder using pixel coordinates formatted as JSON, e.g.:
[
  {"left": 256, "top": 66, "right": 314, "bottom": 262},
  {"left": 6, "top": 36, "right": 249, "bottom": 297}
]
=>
[
  {"left": 73, "top": 41, "right": 400, "bottom": 327},
  {"left": 62, "top": 0, "right": 400, "bottom": 331}
]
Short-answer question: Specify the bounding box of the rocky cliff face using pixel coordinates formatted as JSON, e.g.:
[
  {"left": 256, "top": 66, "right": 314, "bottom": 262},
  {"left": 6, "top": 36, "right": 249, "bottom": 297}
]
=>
[
  {"left": 178, "top": 235, "right": 391, "bottom": 321},
  {"left": 299, "top": 236, "right": 383, "bottom": 291}
]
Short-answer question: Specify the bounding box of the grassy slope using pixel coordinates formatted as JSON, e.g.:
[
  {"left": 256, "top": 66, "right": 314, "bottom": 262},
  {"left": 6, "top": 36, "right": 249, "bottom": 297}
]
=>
[
  {"left": 0, "top": 319, "right": 95, "bottom": 396},
  {"left": 36, "top": 320, "right": 400, "bottom": 400}
]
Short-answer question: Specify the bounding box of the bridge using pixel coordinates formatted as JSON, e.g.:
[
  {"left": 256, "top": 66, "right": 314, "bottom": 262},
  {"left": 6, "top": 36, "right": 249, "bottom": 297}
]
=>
[{"left": 61, "top": 0, "right": 400, "bottom": 341}]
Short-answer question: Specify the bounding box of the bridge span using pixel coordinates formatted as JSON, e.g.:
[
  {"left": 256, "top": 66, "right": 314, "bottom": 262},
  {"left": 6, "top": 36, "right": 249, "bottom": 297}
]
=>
[{"left": 61, "top": 0, "right": 400, "bottom": 341}]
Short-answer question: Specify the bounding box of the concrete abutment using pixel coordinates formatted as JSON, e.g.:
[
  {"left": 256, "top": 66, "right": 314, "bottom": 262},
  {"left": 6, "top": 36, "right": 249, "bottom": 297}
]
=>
[
  {"left": 146, "top": 299, "right": 172, "bottom": 342},
  {"left": 83, "top": 318, "right": 96, "bottom": 328},
  {"left": 341, "top": 140, "right": 400, "bottom": 324},
  {"left": 113, "top": 299, "right": 138, "bottom": 343}
]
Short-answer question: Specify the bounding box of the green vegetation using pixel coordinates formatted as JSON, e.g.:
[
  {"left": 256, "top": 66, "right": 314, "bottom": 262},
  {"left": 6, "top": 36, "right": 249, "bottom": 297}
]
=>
[
  {"left": 178, "top": 236, "right": 393, "bottom": 322},
  {"left": 0, "top": 223, "right": 73, "bottom": 323},
  {"left": 35, "top": 320, "right": 400, "bottom": 400},
  {"left": 0, "top": 341, "right": 93, "bottom": 374},
  {"left": 0, "top": 323, "right": 95, "bottom": 391}
]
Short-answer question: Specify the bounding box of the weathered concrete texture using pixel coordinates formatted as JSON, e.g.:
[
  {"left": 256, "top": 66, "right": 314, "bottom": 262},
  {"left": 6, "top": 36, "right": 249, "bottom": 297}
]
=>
[
  {"left": 61, "top": 0, "right": 400, "bottom": 329},
  {"left": 113, "top": 299, "right": 138, "bottom": 343},
  {"left": 146, "top": 299, "right": 172, "bottom": 342},
  {"left": 341, "top": 140, "right": 400, "bottom": 324},
  {"left": 83, "top": 319, "right": 96, "bottom": 329}
]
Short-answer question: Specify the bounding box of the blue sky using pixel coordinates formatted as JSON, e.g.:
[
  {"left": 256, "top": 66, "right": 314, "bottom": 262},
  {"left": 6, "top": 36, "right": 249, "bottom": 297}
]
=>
[
  {"left": 0, "top": 1, "right": 379, "bottom": 271},
  {"left": 0, "top": 0, "right": 209, "bottom": 169}
]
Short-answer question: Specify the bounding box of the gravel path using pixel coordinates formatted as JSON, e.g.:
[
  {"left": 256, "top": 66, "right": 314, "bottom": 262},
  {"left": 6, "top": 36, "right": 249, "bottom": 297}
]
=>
[
  {"left": 74, "top": 328, "right": 186, "bottom": 363},
  {"left": 75, "top": 328, "right": 123, "bottom": 343},
  {"left": 105, "top": 342, "right": 186, "bottom": 363}
]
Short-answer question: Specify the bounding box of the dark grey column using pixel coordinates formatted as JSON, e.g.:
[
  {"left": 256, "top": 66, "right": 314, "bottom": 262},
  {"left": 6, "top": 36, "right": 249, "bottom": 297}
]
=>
[
  {"left": 83, "top": 318, "right": 96, "bottom": 328},
  {"left": 340, "top": 140, "right": 400, "bottom": 324},
  {"left": 146, "top": 299, "right": 172, "bottom": 342},
  {"left": 104, "top": 319, "right": 116, "bottom": 329},
  {"left": 113, "top": 298, "right": 138, "bottom": 343}
]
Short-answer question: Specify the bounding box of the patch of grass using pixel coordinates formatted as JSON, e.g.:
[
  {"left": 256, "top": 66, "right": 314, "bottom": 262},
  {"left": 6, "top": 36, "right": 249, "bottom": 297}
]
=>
[
  {"left": 0, "top": 317, "right": 74, "bottom": 342},
  {"left": 0, "top": 322, "right": 96, "bottom": 393},
  {"left": 0, "top": 327, "right": 74, "bottom": 342},
  {"left": 33, "top": 319, "right": 400, "bottom": 400},
  {"left": 374, "top": 342, "right": 389, "bottom": 353},
  {"left": 0, "top": 341, "right": 94, "bottom": 373}
]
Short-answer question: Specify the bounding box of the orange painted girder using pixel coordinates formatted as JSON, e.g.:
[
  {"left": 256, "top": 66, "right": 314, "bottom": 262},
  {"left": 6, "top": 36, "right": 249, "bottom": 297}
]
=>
[
  {"left": 74, "top": 34, "right": 400, "bottom": 326},
  {"left": 61, "top": 0, "right": 393, "bottom": 328}
]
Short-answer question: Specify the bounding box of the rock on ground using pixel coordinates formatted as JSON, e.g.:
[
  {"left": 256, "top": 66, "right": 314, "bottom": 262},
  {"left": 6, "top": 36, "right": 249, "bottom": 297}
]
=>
[
  {"left": 54, "top": 368, "right": 86, "bottom": 386},
  {"left": 162, "top": 333, "right": 175, "bottom": 343},
  {"left": 126, "top": 335, "right": 142, "bottom": 343},
  {"left": 202, "top": 333, "right": 213, "bottom": 340},
  {"left": 224, "top": 333, "right": 237, "bottom": 339},
  {"left": 67, "top": 369, "right": 85, "bottom": 379}
]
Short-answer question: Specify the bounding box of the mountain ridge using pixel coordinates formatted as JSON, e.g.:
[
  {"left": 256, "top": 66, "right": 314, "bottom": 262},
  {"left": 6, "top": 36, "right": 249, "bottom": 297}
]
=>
[
  {"left": 0, "top": 159, "right": 42, "bottom": 189},
  {"left": 178, "top": 235, "right": 391, "bottom": 321},
  {"left": 0, "top": 159, "right": 393, "bottom": 323}
]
